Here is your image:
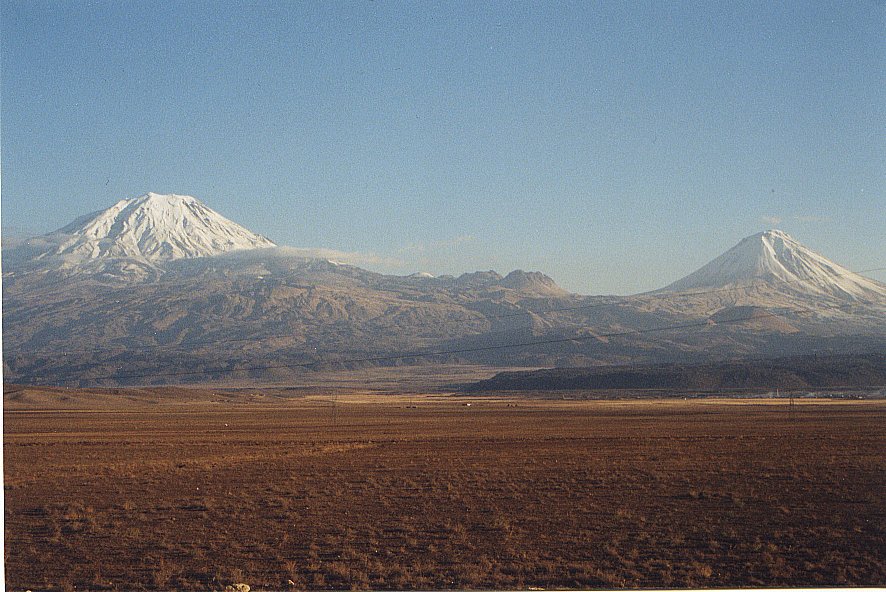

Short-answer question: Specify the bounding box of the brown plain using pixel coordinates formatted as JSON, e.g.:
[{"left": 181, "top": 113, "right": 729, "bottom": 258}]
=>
[{"left": 4, "top": 388, "right": 885, "bottom": 590}]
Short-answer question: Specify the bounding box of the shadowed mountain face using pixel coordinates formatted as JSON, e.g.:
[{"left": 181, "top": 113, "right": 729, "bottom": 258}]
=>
[
  {"left": 468, "top": 353, "right": 886, "bottom": 393},
  {"left": 3, "top": 195, "right": 885, "bottom": 385}
]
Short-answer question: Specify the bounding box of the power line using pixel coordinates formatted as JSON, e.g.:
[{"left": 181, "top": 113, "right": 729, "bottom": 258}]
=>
[
  {"left": 9, "top": 265, "right": 886, "bottom": 358},
  {"left": 40, "top": 300, "right": 871, "bottom": 384}
]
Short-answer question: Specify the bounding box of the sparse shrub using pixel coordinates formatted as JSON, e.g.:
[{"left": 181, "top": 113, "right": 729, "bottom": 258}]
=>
[
  {"left": 691, "top": 561, "right": 713, "bottom": 579},
  {"left": 152, "top": 558, "right": 174, "bottom": 588},
  {"left": 58, "top": 576, "right": 76, "bottom": 592}
]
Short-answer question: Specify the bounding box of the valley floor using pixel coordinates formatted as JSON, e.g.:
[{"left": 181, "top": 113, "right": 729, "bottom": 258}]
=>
[{"left": 4, "top": 392, "right": 885, "bottom": 590}]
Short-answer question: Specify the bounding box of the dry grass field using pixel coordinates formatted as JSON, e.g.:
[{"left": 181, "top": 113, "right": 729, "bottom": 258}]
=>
[{"left": 4, "top": 388, "right": 885, "bottom": 590}]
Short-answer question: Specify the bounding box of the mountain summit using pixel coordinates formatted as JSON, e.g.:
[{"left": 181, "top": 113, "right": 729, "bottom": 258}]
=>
[
  {"left": 47, "top": 193, "right": 276, "bottom": 263},
  {"left": 660, "top": 230, "right": 886, "bottom": 301},
  {"left": 8, "top": 193, "right": 276, "bottom": 275}
]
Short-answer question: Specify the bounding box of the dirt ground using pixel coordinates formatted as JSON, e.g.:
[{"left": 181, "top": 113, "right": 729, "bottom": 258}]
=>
[{"left": 4, "top": 392, "right": 885, "bottom": 590}]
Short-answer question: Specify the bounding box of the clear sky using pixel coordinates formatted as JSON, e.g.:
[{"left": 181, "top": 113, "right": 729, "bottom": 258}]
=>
[{"left": 2, "top": 1, "right": 884, "bottom": 294}]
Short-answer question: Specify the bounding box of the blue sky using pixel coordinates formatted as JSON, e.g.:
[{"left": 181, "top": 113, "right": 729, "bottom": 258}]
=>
[{"left": 2, "top": 1, "right": 884, "bottom": 294}]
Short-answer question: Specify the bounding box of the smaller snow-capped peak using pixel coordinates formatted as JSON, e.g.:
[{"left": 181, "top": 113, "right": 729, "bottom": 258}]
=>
[
  {"left": 43, "top": 192, "right": 276, "bottom": 264},
  {"left": 661, "top": 230, "right": 886, "bottom": 301}
]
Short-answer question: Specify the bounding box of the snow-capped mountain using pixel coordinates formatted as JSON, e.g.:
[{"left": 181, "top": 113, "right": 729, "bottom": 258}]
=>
[
  {"left": 4, "top": 212, "right": 884, "bottom": 386},
  {"left": 7, "top": 193, "right": 276, "bottom": 275},
  {"left": 659, "top": 230, "right": 886, "bottom": 302}
]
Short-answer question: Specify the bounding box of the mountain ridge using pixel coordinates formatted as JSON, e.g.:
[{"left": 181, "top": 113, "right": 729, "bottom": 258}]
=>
[
  {"left": 3, "top": 194, "right": 884, "bottom": 386},
  {"left": 6, "top": 193, "right": 884, "bottom": 301}
]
